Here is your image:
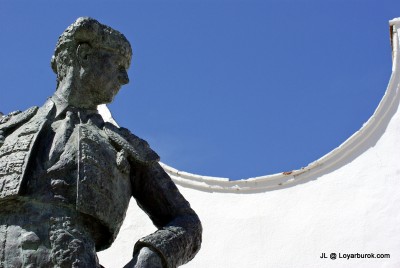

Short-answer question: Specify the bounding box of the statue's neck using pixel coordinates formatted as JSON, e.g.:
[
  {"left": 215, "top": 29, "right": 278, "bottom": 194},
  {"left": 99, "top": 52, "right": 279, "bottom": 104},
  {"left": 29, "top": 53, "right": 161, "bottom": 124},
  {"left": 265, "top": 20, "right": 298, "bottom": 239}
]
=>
[{"left": 55, "top": 70, "right": 97, "bottom": 110}]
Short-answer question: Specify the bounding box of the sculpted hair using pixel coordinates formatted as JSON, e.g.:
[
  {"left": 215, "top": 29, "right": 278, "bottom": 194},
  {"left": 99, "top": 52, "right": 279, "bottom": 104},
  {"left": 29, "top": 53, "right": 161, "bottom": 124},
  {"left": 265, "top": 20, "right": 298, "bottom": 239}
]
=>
[{"left": 51, "top": 17, "right": 132, "bottom": 84}]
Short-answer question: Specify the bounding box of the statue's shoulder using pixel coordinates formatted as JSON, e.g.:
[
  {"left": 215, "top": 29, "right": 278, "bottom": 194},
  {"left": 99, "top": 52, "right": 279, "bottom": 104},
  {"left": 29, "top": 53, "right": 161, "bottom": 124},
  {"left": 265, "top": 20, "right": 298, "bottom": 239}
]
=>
[
  {"left": 0, "top": 106, "right": 39, "bottom": 129},
  {"left": 103, "top": 122, "right": 160, "bottom": 165},
  {"left": 0, "top": 106, "right": 39, "bottom": 145}
]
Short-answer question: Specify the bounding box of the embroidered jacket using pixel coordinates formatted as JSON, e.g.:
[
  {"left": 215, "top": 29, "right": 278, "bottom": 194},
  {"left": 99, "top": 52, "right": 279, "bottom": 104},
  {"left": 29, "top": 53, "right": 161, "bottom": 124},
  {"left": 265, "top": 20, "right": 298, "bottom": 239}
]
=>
[{"left": 0, "top": 99, "right": 202, "bottom": 268}]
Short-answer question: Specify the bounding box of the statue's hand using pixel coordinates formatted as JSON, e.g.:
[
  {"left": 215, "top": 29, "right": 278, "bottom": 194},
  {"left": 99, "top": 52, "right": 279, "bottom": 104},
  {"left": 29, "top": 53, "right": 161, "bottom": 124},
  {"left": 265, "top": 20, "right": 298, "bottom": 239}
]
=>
[{"left": 123, "top": 247, "right": 163, "bottom": 268}]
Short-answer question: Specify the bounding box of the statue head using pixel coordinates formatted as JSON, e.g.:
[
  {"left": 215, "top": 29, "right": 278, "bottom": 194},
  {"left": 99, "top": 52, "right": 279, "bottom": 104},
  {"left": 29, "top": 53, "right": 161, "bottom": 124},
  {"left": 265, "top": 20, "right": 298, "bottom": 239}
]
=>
[{"left": 51, "top": 17, "right": 132, "bottom": 108}]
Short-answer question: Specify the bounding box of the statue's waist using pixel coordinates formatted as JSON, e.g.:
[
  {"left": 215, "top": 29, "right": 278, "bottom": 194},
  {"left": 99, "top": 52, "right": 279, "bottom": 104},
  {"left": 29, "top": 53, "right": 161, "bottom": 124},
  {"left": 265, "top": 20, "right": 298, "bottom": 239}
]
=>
[{"left": 0, "top": 197, "right": 115, "bottom": 250}]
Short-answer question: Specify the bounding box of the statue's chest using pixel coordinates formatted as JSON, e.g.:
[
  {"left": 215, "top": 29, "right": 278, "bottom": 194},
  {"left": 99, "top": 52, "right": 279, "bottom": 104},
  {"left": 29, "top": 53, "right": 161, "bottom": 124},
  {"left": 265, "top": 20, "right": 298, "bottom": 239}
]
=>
[{"left": 76, "top": 123, "right": 132, "bottom": 234}]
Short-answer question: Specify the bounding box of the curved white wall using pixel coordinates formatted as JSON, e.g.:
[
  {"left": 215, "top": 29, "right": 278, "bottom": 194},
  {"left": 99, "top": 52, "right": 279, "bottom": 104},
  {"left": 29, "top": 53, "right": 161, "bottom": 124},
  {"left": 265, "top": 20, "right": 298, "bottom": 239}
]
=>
[{"left": 98, "top": 18, "right": 400, "bottom": 268}]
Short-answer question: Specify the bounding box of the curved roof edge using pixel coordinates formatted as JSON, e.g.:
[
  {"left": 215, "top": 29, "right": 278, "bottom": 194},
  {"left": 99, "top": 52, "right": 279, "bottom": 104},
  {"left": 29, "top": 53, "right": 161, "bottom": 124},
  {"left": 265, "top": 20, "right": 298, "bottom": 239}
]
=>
[
  {"left": 163, "top": 18, "right": 400, "bottom": 193},
  {"left": 100, "top": 18, "right": 400, "bottom": 193}
]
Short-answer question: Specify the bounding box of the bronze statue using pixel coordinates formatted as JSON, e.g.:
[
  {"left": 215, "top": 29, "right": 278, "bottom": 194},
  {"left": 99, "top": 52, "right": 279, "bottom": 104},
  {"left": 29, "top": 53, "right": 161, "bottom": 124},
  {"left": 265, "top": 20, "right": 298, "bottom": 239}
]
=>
[{"left": 0, "top": 17, "right": 202, "bottom": 268}]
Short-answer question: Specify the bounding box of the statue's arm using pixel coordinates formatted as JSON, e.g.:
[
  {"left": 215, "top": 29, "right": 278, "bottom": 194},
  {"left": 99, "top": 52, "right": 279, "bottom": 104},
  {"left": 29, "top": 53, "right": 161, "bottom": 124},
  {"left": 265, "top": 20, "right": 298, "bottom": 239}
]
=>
[{"left": 131, "top": 162, "right": 202, "bottom": 268}]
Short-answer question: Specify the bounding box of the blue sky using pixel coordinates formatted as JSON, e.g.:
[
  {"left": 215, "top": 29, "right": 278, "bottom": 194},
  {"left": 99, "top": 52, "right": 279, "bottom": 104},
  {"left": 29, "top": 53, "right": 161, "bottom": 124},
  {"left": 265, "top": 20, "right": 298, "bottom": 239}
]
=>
[{"left": 1, "top": 1, "right": 399, "bottom": 180}]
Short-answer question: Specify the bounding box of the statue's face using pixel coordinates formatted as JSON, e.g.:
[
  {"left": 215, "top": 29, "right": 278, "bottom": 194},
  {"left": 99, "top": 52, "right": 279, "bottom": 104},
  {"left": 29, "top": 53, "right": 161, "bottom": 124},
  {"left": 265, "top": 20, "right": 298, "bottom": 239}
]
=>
[{"left": 80, "top": 47, "right": 130, "bottom": 107}]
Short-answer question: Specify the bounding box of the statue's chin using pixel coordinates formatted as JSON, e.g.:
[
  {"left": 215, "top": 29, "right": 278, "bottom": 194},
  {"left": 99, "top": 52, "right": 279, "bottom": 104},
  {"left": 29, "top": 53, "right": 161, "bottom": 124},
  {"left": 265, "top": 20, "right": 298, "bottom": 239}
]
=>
[{"left": 94, "top": 94, "right": 116, "bottom": 106}]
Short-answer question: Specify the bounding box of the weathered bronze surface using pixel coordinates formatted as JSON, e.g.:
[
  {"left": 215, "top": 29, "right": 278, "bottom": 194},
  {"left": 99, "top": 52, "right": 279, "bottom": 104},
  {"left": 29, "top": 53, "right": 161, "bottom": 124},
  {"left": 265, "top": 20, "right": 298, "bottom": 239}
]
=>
[{"left": 0, "top": 17, "right": 202, "bottom": 268}]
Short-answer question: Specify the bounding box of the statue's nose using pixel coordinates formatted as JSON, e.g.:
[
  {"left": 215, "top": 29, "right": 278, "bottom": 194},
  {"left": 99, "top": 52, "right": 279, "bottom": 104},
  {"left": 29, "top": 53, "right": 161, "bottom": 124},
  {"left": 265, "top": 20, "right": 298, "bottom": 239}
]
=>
[{"left": 119, "top": 69, "right": 129, "bottom": 85}]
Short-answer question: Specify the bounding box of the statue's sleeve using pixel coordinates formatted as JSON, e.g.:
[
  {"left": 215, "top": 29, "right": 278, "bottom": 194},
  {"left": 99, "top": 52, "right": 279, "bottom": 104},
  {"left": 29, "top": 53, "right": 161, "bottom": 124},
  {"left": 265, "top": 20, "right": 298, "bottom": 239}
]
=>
[{"left": 131, "top": 161, "right": 202, "bottom": 268}]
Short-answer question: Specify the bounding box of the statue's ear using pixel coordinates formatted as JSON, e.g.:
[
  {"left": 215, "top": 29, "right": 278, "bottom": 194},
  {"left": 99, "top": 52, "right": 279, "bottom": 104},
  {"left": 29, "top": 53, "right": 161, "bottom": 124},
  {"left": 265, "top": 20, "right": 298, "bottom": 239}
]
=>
[{"left": 76, "top": 43, "right": 92, "bottom": 67}]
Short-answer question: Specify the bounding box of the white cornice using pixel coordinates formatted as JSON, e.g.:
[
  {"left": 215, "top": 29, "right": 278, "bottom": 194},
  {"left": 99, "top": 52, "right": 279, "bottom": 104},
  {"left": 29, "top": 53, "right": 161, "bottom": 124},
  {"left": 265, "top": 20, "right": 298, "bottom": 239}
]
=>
[{"left": 161, "top": 18, "right": 400, "bottom": 193}]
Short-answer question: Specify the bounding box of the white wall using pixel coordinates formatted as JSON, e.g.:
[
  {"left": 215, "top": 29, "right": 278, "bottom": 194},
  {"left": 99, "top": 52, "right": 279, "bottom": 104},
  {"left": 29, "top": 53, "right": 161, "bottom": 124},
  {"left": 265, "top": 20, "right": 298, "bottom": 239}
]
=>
[{"left": 98, "top": 18, "right": 400, "bottom": 268}]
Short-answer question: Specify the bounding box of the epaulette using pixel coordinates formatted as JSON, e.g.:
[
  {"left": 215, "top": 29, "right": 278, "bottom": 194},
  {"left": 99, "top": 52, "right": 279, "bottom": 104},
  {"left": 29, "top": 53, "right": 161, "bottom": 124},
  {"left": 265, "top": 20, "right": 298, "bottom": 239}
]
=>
[
  {"left": 0, "top": 106, "right": 39, "bottom": 131},
  {"left": 103, "top": 122, "right": 160, "bottom": 165},
  {"left": 0, "top": 110, "right": 21, "bottom": 124},
  {"left": 0, "top": 106, "right": 39, "bottom": 146}
]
